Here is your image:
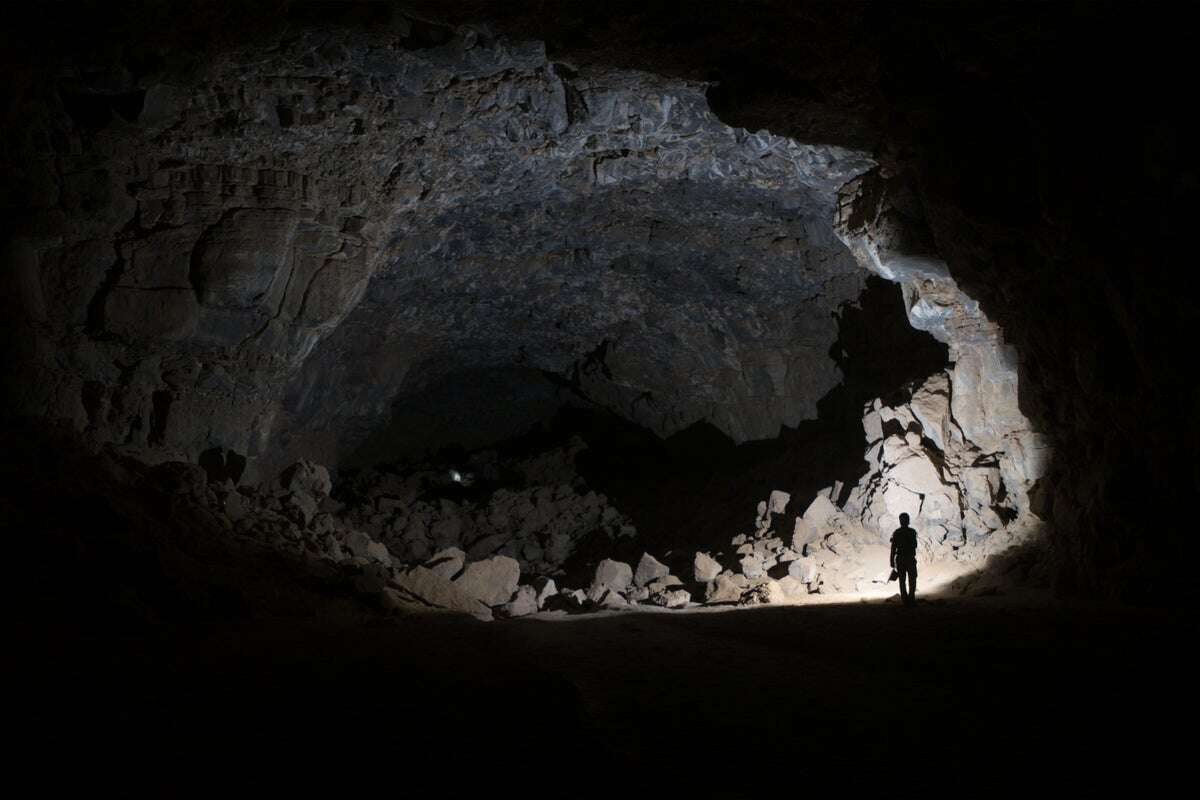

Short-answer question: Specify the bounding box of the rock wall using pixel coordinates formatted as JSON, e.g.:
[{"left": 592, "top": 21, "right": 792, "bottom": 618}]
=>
[{"left": 834, "top": 170, "right": 1051, "bottom": 526}]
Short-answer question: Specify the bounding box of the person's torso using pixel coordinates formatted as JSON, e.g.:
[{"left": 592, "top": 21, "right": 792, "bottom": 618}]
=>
[{"left": 894, "top": 526, "right": 918, "bottom": 560}]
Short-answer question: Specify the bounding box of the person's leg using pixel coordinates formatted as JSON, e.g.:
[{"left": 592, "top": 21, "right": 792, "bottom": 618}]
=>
[
  {"left": 909, "top": 564, "right": 918, "bottom": 603},
  {"left": 898, "top": 568, "right": 910, "bottom": 603}
]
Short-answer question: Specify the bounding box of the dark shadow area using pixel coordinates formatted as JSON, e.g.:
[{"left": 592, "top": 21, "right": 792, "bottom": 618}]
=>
[
  {"left": 347, "top": 365, "right": 575, "bottom": 467},
  {"left": 5, "top": 421, "right": 1188, "bottom": 796}
]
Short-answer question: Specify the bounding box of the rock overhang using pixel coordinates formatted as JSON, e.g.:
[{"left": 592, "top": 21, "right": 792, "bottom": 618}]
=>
[{"left": 13, "top": 15, "right": 881, "bottom": 474}]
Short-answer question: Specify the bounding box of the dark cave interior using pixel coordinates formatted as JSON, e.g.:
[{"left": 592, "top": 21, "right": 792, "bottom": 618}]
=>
[{"left": 3, "top": 1, "right": 1197, "bottom": 795}]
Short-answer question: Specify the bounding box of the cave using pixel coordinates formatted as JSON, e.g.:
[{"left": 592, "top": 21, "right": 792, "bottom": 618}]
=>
[{"left": 4, "top": 1, "right": 1194, "bottom": 795}]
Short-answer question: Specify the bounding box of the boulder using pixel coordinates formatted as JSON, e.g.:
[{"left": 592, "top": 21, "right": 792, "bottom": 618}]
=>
[
  {"left": 694, "top": 552, "right": 723, "bottom": 582},
  {"left": 768, "top": 490, "right": 791, "bottom": 515},
  {"left": 390, "top": 566, "right": 493, "bottom": 621},
  {"left": 647, "top": 575, "right": 684, "bottom": 594},
  {"left": 500, "top": 585, "right": 539, "bottom": 618},
  {"left": 279, "top": 460, "right": 332, "bottom": 498},
  {"left": 788, "top": 557, "right": 818, "bottom": 585},
  {"left": 862, "top": 408, "right": 883, "bottom": 444},
  {"left": 634, "top": 553, "right": 670, "bottom": 588},
  {"left": 705, "top": 573, "right": 749, "bottom": 604},
  {"left": 588, "top": 559, "right": 633, "bottom": 602},
  {"left": 777, "top": 575, "right": 808, "bottom": 599},
  {"left": 888, "top": 453, "right": 944, "bottom": 495},
  {"left": 597, "top": 589, "right": 630, "bottom": 609},
  {"left": 802, "top": 494, "right": 838, "bottom": 529},
  {"left": 739, "top": 579, "right": 786, "bottom": 606},
  {"left": 426, "top": 547, "right": 466, "bottom": 580},
  {"left": 739, "top": 553, "right": 765, "bottom": 579},
  {"left": 454, "top": 555, "right": 521, "bottom": 606},
  {"left": 345, "top": 530, "right": 391, "bottom": 565},
  {"left": 792, "top": 517, "right": 818, "bottom": 551},
  {"left": 649, "top": 589, "right": 691, "bottom": 609}
]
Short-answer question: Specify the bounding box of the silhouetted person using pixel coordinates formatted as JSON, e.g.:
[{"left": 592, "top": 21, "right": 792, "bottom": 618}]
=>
[{"left": 890, "top": 513, "right": 918, "bottom": 606}]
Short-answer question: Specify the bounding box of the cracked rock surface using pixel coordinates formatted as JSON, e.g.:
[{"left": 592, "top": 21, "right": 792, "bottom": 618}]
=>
[{"left": 7, "top": 14, "right": 873, "bottom": 480}]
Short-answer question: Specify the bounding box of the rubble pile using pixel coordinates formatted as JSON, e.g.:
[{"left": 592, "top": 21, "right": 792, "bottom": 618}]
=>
[
  {"left": 337, "top": 438, "right": 636, "bottom": 574},
  {"left": 169, "top": 369, "right": 1048, "bottom": 622}
]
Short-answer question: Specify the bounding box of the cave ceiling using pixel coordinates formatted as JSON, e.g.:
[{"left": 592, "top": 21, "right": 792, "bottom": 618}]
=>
[{"left": 17, "top": 15, "right": 877, "bottom": 471}]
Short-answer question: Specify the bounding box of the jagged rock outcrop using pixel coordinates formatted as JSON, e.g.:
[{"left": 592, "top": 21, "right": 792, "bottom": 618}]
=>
[
  {"left": 709, "top": 370, "right": 1051, "bottom": 604},
  {"left": 835, "top": 170, "right": 1050, "bottom": 526}
]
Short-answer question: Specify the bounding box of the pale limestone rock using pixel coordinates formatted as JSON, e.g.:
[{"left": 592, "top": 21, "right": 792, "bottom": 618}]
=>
[
  {"left": 879, "top": 404, "right": 917, "bottom": 431},
  {"left": 694, "top": 551, "right": 723, "bottom": 582},
  {"left": 863, "top": 408, "right": 883, "bottom": 443},
  {"left": 647, "top": 575, "right": 684, "bottom": 594},
  {"left": 500, "top": 585, "right": 539, "bottom": 618},
  {"left": 705, "top": 573, "right": 749, "bottom": 604},
  {"left": 426, "top": 547, "right": 466, "bottom": 580},
  {"left": 588, "top": 559, "right": 633, "bottom": 602},
  {"left": 788, "top": 557, "right": 818, "bottom": 585},
  {"left": 597, "top": 590, "right": 630, "bottom": 609},
  {"left": 768, "top": 490, "right": 791, "bottom": 515},
  {"left": 951, "top": 344, "right": 1025, "bottom": 454},
  {"left": 738, "top": 579, "right": 786, "bottom": 606},
  {"left": 909, "top": 372, "right": 952, "bottom": 451},
  {"left": 739, "top": 553, "right": 766, "bottom": 579},
  {"left": 803, "top": 493, "right": 838, "bottom": 529},
  {"left": 390, "top": 567, "right": 493, "bottom": 622},
  {"left": 649, "top": 588, "right": 691, "bottom": 609},
  {"left": 634, "top": 553, "right": 670, "bottom": 588},
  {"left": 454, "top": 555, "right": 521, "bottom": 607},
  {"left": 777, "top": 576, "right": 808, "bottom": 599},
  {"left": 888, "top": 453, "right": 944, "bottom": 494},
  {"left": 792, "top": 517, "right": 817, "bottom": 551}
]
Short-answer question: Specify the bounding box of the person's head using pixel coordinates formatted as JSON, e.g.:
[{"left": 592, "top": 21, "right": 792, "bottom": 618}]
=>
[{"left": 899, "top": 513, "right": 910, "bottom": 527}]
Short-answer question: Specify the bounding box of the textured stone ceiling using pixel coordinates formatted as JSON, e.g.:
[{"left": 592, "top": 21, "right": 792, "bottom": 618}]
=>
[{"left": 11, "top": 16, "right": 875, "bottom": 475}]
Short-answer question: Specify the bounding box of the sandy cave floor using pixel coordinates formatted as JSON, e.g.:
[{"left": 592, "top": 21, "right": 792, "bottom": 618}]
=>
[{"left": 19, "top": 591, "right": 1194, "bottom": 797}]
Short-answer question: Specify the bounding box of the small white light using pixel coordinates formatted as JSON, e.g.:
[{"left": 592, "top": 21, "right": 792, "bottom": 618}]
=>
[{"left": 449, "top": 469, "right": 463, "bottom": 483}]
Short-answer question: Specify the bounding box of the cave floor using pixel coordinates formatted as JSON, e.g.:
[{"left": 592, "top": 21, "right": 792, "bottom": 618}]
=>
[{"left": 22, "top": 595, "right": 1189, "bottom": 797}]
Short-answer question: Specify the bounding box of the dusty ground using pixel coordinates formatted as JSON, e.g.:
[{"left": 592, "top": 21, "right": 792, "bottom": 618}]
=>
[{"left": 19, "top": 593, "right": 1190, "bottom": 798}]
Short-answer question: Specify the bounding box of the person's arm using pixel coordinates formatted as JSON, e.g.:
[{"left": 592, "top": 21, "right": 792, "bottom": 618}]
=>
[{"left": 890, "top": 533, "right": 896, "bottom": 568}]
